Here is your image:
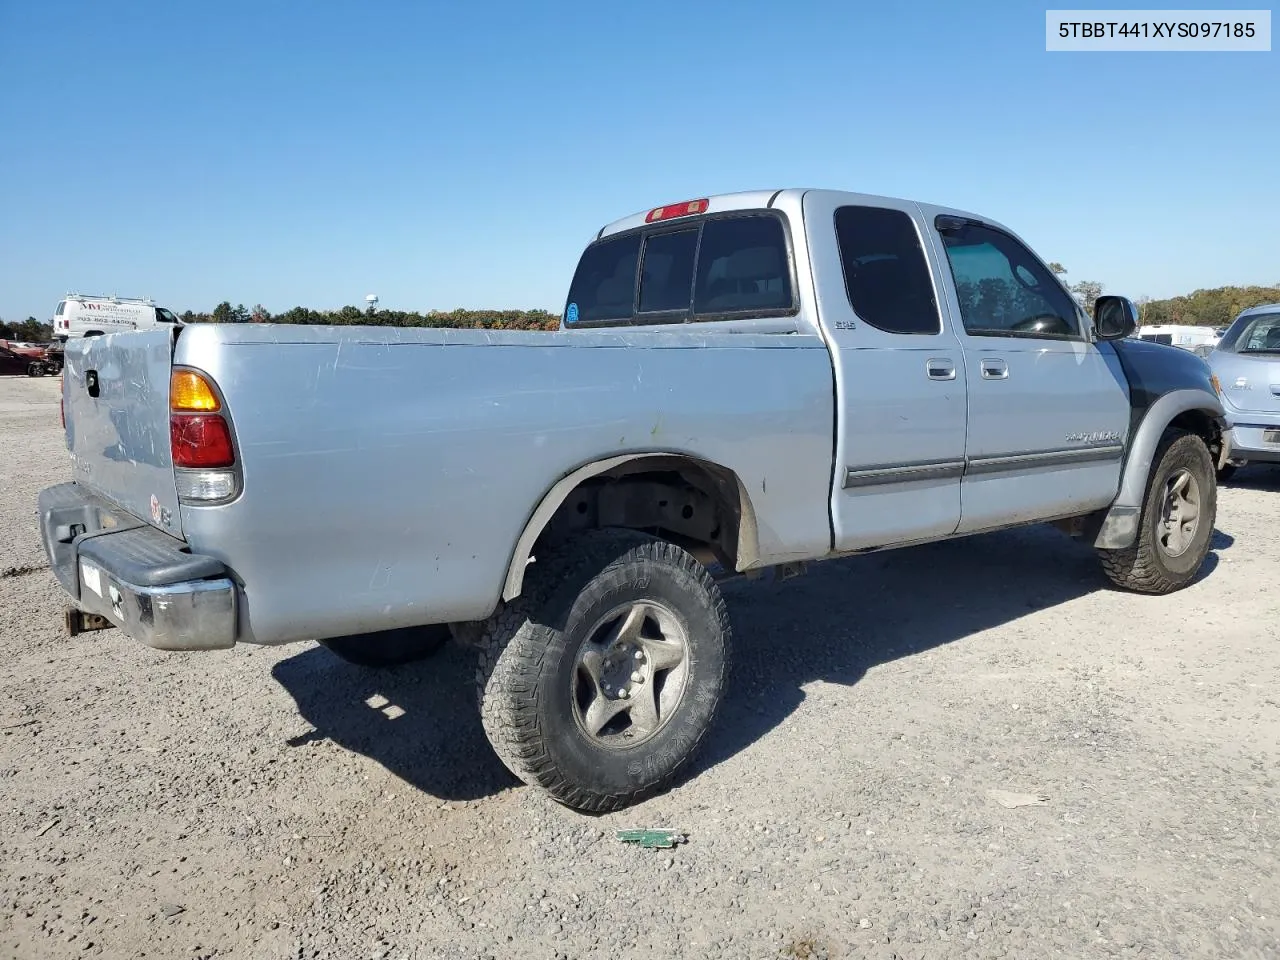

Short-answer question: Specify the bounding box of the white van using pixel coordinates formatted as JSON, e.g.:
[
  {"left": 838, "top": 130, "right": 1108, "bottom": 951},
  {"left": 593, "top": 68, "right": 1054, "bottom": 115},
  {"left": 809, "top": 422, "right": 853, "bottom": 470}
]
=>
[
  {"left": 1134, "top": 324, "right": 1219, "bottom": 352},
  {"left": 51, "top": 295, "right": 182, "bottom": 341}
]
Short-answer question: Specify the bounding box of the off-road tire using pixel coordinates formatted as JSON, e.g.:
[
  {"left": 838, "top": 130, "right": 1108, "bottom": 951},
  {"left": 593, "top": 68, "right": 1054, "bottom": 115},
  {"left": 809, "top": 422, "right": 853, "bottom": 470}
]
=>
[
  {"left": 1098, "top": 429, "right": 1216, "bottom": 594},
  {"left": 320, "top": 624, "right": 451, "bottom": 667},
  {"left": 474, "top": 528, "right": 730, "bottom": 812}
]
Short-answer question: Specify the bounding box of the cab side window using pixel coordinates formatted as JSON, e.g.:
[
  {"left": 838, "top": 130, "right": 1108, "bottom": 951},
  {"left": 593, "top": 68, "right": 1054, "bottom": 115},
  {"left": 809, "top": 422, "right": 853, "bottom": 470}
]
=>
[
  {"left": 938, "top": 220, "right": 1082, "bottom": 339},
  {"left": 834, "top": 205, "right": 940, "bottom": 335}
]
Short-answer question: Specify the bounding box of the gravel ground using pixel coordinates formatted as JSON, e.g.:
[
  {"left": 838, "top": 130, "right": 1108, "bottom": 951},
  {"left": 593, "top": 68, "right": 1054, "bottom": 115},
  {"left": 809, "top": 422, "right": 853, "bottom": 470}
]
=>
[{"left": 2, "top": 372, "right": 1278, "bottom": 960}]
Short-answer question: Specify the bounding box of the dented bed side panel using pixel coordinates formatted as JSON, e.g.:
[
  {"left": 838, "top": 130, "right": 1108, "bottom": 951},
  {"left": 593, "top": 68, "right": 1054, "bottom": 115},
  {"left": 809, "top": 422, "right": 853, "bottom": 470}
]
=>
[{"left": 172, "top": 323, "right": 836, "bottom": 646}]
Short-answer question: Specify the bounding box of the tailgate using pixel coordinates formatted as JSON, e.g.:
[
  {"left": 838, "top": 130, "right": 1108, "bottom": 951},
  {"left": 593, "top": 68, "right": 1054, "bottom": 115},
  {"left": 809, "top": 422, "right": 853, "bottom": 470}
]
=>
[{"left": 63, "top": 329, "right": 184, "bottom": 539}]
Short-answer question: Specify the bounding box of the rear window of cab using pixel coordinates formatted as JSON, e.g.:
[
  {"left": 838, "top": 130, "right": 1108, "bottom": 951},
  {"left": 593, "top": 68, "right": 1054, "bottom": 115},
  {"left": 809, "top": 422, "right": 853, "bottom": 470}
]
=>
[{"left": 564, "top": 211, "right": 796, "bottom": 327}]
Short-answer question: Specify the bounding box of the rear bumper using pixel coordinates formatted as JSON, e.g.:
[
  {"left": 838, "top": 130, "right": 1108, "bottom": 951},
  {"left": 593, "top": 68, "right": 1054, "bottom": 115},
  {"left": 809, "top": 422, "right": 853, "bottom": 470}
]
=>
[{"left": 38, "top": 482, "right": 237, "bottom": 651}]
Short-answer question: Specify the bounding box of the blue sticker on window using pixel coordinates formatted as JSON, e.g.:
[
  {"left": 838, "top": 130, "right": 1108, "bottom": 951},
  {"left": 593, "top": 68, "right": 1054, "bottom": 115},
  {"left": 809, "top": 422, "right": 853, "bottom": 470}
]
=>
[{"left": 565, "top": 302, "right": 579, "bottom": 324}]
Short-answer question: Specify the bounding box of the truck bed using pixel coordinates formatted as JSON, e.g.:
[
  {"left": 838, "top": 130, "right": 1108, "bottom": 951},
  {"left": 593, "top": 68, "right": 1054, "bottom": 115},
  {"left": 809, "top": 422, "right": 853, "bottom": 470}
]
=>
[{"left": 60, "top": 323, "right": 835, "bottom": 645}]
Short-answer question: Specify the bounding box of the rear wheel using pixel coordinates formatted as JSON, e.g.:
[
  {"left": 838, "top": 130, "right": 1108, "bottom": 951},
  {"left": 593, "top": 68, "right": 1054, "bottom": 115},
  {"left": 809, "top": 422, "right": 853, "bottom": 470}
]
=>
[
  {"left": 320, "top": 624, "right": 451, "bottom": 667},
  {"left": 1098, "top": 429, "right": 1216, "bottom": 594},
  {"left": 475, "top": 528, "right": 730, "bottom": 812},
  {"left": 26, "top": 362, "right": 44, "bottom": 377}
]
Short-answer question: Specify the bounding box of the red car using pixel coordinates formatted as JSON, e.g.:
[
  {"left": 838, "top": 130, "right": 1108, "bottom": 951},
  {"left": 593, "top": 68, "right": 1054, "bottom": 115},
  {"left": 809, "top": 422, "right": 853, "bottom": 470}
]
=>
[{"left": 0, "top": 339, "right": 59, "bottom": 377}]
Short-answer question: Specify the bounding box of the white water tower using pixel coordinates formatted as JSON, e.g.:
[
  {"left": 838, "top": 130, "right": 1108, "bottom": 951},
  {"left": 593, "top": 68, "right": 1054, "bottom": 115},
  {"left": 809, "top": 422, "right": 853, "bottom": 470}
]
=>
[{"left": 365, "top": 294, "right": 379, "bottom": 311}]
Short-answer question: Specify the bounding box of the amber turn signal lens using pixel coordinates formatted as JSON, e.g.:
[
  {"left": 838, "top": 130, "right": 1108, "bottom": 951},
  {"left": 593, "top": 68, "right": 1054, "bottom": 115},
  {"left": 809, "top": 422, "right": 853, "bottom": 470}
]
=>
[{"left": 171, "top": 369, "right": 221, "bottom": 412}]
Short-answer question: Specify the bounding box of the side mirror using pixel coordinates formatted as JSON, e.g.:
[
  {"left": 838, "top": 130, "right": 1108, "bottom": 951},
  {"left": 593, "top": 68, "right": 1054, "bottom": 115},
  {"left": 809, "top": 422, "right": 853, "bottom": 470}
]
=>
[{"left": 1093, "top": 295, "right": 1138, "bottom": 340}]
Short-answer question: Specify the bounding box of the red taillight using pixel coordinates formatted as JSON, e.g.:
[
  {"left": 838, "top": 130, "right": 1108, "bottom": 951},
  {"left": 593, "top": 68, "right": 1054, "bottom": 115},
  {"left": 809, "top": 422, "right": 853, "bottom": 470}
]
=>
[
  {"left": 170, "top": 414, "right": 235, "bottom": 468},
  {"left": 645, "top": 198, "right": 709, "bottom": 223}
]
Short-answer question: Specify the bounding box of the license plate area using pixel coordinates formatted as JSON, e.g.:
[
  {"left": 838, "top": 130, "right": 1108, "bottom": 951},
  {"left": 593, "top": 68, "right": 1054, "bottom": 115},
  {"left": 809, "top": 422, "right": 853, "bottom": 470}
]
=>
[{"left": 1264, "top": 428, "right": 1280, "bottom": 445}]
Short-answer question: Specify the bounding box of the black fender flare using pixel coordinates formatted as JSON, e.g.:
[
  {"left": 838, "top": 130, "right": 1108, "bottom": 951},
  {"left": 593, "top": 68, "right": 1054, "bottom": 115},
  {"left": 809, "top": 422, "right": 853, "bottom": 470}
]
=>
[{"left": 1092, "top": 388, "right": 1228, "bottom": 550}]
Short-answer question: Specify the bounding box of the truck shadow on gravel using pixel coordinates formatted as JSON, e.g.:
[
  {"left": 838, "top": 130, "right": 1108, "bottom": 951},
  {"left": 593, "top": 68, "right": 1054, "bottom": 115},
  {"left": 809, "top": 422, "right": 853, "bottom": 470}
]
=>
[
  {"left": 272, "top": 641, "right": 518, "bottom": 801},
  {"left": 687, "top": 523, "right": 1231, "bottom": 782},
  {"left": 271, "top": 522, "right": 1233, "bottom": 806}
]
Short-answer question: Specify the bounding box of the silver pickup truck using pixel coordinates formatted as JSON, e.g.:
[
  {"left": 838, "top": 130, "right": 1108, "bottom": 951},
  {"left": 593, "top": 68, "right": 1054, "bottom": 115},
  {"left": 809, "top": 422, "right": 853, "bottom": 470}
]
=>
[{"left": 38, "top": 188, "right": 1233, "bottom": 812}]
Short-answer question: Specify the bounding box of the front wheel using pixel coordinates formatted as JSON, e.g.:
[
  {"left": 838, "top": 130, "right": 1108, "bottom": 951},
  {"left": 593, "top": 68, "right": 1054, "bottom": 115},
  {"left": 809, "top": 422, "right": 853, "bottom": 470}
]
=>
[
  {"left": 1097, "top": 429, "right": 1217, "bottom": 594},
  {"left": 475, "top": 529, "right": 730, "bottom": 812}
]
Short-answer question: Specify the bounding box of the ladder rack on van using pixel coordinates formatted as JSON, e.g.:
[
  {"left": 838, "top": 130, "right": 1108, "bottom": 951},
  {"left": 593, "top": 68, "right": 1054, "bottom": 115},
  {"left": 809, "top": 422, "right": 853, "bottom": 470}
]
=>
[{"left": 65, "top": 293, "right": 156, "bottom": 305}]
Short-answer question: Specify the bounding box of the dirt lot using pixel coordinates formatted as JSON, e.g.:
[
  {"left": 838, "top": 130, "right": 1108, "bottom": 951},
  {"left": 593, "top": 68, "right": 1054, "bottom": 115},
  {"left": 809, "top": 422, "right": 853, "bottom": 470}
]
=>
[{"left": 1, "top": 373, "right": 1278, "bottom": 960}]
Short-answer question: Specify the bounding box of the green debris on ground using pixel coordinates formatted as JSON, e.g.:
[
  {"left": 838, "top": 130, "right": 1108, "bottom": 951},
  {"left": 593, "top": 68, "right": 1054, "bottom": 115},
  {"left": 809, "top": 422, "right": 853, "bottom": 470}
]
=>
[{"left": 615, "top": 828, "right": 688, "bottom": 849}]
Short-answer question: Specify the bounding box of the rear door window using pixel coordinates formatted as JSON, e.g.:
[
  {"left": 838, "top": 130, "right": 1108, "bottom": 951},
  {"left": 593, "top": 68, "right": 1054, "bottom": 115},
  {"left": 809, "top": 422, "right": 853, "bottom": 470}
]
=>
[
  {"left": 693, "top": 215, "right": 792, "bottom": 316},
  {"left": 834, "top": 206, "right": 940, "bottom": 335},
  {"left": 564, "top": 233, "right": 641, "bottom": 324}
]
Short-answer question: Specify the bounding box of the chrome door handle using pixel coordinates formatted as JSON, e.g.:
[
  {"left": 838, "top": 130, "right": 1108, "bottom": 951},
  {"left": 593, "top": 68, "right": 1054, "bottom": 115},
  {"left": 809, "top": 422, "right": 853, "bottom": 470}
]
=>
[
  {"left": 926, "top": 358, "right": 956, "bottom": 381},
  {"left": 980, "top": 358, "right": 1008, "bottom": 380}
]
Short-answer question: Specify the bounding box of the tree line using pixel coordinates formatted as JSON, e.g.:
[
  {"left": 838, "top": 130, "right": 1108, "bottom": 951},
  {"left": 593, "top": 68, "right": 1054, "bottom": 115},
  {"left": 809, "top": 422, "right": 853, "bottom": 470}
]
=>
[
  {"left": 1, "top": 305, "right": 559, "bottom": 342},
  {"left": 1048, "top": 265, "right": 1278, "bottom": 328},
  {"left": 1135, "top": 285, "right": 1280, "bottom": 328},
  {"left": 0, "top": 317, "right": 54, "bottom": 341},
  {"left": 185, "top": 303, "right": 560, "bottom": 331}
]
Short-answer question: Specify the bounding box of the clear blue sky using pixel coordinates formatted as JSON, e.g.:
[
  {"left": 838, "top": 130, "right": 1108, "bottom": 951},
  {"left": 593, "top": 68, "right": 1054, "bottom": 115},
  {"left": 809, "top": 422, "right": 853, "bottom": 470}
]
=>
[{"left": 1, "top": 0, "right": 1275, "bottom": 322}]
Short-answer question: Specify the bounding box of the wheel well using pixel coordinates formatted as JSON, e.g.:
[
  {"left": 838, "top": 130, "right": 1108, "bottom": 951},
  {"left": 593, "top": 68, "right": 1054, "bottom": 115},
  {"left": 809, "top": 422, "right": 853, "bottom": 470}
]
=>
[
  {"left": 1168, "top": 408, "right": 1224, "bottom": 462},
  {"left": 503, "top": 455, "right": 760, "bottom": 601}
]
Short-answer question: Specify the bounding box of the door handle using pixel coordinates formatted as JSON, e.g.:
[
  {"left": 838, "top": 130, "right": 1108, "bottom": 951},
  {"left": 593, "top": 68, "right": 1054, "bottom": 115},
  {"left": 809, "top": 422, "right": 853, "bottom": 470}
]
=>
[
  {"left": 926, "top": 358, "right": 956, "bottom": 381},
  {"left": 980, "top": 358, "right": 1008, "bottom": 380}
]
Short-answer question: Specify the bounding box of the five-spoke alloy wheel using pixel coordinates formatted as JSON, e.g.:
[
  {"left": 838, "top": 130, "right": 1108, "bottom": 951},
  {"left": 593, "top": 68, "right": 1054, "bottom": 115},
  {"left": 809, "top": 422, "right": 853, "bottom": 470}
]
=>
[
  {"left": 572, "top": 600, "right": 691, "bottom": 749},
  {"left": 474, "top": 529, "right": 730, "bottom": 812},
  {"left": 1157, "top": 467, "right": 1202, "bottom": 559}
]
